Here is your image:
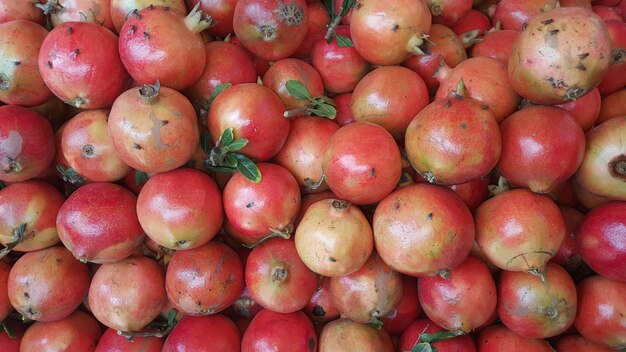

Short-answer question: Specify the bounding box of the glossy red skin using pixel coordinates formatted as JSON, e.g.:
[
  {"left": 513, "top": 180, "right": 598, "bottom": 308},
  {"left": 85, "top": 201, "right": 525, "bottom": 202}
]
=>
[
  {"left": 493, "top": 0, "right": 559, "bottom": 30},
  {"left": 382, "top": 275, "right": 422, "bottom": 335},
  {"left": 62, "top": 109, "right": 131, "bottom": 182},
  {"left": 110, "top": 0, "right": 187, "bottom": 33},
  {"left": 0, "top": 261, "right": 11, "bottom": 321},
  {"left": 435, "top": 56, "right": 521, "bottom": 123},
  {"left": 310, "top": 25, "right": 371, "bottom": 94},
  {"left": 403, "top": 24, "right": 468, "bottom": 95},
  {"left": 0, "top": 319, "right": 24, "bottom": 352},
  {"left": 447, "top": 177, "right": 490, "bottom": 213},
  {"left": 119, "top": 6, "right": 206, "bottom": 91},
  {"left": 498, "top": 106, "right": 586, "bottom": 194},
  {"left": 452, "top": 9, "right": 491, "bottom": 35},
  {"left": 242, "top": 309, "right": 316, "bottom": 352},
  {"left": 137, "top": 168, "right": 223, "bottom": 250},
  {"left": 419, "top": 255, "right": 496, "bottom": 333},
  {"left": 555, "top": 88, "right": 601, "bottom": 131},
  {"left": 319, "top": 318, "right": 394, "bottom": 352},
  {"left": 8, "top": 246, "right": 90, "bottom": 322},
  {"left": 498, "top": 262, "right": 577, "bottom": 339},
  {"left": 0, "top": 105, "right": 55, "bottom": 183},
  {"left": 223, "top": 163, "right": 300, "bottom": 246},
  {"left": 233, "top": 0, "right": 309, "bottom": 61},
  {"left": 166, "top": 241, "right": 243, "bottom": 315},
  {"left": 21, "top": 310, "right": 102, "bottom": 351},
  {"left": 323, "top": 121, "right": 401, "bottom": 205},
  {"left": 49, "top": 0, "right": 114, "bottom": 30},
  {"left": 0, "top": 0, "right": 45, "bottom": 24},
  {"left": 163, "top": 315, "right": 240, "bottom": 352},
  {"left": 551, "top": 206, "right": 584, "bottom": 271},
  {"left": 597, "top": 20, "right": 626, "bottom": 95},
  {"left": 273, "top": 116, "right": 339, "bottom": 193},
  {"left": 576, "top": 201, "right": 626, "bottom": 281},
  {"left": 405, "top": 96, "right": 501, "bottom": 185},
  {"left": 208, "top": 83, "right": 289, "bottom": 162},
  {"left": 38, "top": 22, "right": 130, "bottom": 109},
  {"left": 575, "top": 116, "right": 626, "bottom": 201},
  {"left": 330, "top": 253, "right": 403, "bottom": 323},
  {"left": 89, "top": 255, "right": 167, "bottom": 332},
  {"left": 350, "top": 0, "right": 432, "bottom": 65},
  {"left": 619, "top": 0, "right": 626, "bottom": 21},
  {"left": 0, "top": 181, "right": 64, "bottom": 253},
  {"left": 186, "top": 41, "right": 256, "bottom": 109},
  {"left": 96, "top": 328, "right": 163, "bottom": 352},
  {"left": 575, "top": 275, "right": 626, "bottom": 348},
  {"left": 554, "top": 334, "right": 617, "bottom": 352},
  {"left": 373, "top": 183, "right": 475, "bottom": 277},
  {"left": 428, "top": 0, "right": 473, "bottom": 27},
  {"left": 475, "top": 188, "right": 566, "bottom": 273},
  {"left": 245, "top": 237, "right": 319, "bottom": 313},
  {"left": 31, "top": 96, "right": 69, "bottom": 131},
  {"left": 0, "top": 20, "right": 52, "bottom": 106},
  {"left": 550, "top": 178, "right": 580, "bottom": 208},
  {"left": 57, "top": 183, "right": 145, "bottom": 263},
  {"left": 304, "top": 276, "right": 340, "bottom": 323},
  {"left": 291, "top": 2, "right": 330, "bottom": 58},
  {"left": 108, "top": 85, "right": 199, "bottom": 173},
  {"left": 476, "top": 324, "right": 553, "bottom": 352},
  {"left": 333, "top": 92, "right": 354, "bottom": 126},
  {"left": 399, "top": 318, "right": 477, "bottom": 352},
  {"left": 263, "top": 58, "right": 324, "bottom": 110},
  {"left": 470, "top": 29, "right": 518, "bottom": 66},
  {"left": 350, "top": 66, "right": 429, "bottom": 141},
  {"left": 186, "top": 0, "right": 238, "bottom": 37},
  {"left": 593, "top": 5, "right": 623, "bottom": 21}
]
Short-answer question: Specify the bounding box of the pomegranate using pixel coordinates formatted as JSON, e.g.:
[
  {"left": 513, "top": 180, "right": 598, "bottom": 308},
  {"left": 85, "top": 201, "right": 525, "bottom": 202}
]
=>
[
  {"left": 470, "top": 28, "right": 519, "bottom": 65},
  {"left": 38, "top": 21, "right": 130, "bottom": 109},
  {"left": 163, "top": 315, "right": 240, "bottom": 352},
  {"left": 96, "top": 328, "right": 164, "bottom": 352},
  {"left": 118, "top": 5, "right": 212, "bottom": 91},
  {"left": 322, "top": 121, "right": 401, "bottom": 205},
  {"left": 245, "top": 237, "right": 318, "bottom": 313},
  {"left": 597, "top": 20, "right": 626, "bottom": 95},
  {"left": 399, "top": 318, "right": 477, "bottom": 352},
  {"left": 318, "top": 318, "right": 394, "bottom": 352},
  {"left": 0, "top": 1, "right": 45, "bottom": 24},
  {"left": 233, "top": 0, "right": 309, "bottom": 61},
  {"left": 20, "top": 310, "right": 102, "bottom": 351},
  {"left": 575, "top": 275, "right": 626, "bottom": 349},
  {"left": 555, "top": 88, "right": 602, "bottom": 131},
  {"left": 310, "top": 25, "right": 371, "bottom": 94},
  {"left": 295, "top": 198, "right": 373, "bottom": 277},
  {"left": 110, "top": 0, "right": 187, "bottom": 33},
  {"left": 593, "top": 5, "right": 623, "bottom": 21},
  {"left": 559, "top": 0, "right": 593, "bottom": 8},
  {"left": 165, "top": 240, "right": 243, "bottom": 315},
  {"left": 0, "top": 20, "right": 52, "bottom": 106},
  {"left": 405, "top": 94, "right": 501, "bottom": 185},
  {"left": 349, "top": 0, "right": 432, "bottom": 65},
  {"left": 373, "top": 183, "right": 475, "bottom": 277},
  {"left": 551, "top": 206, "right": 584, "bottom": 271},
  {"left": 291, "top": 2, "right": 330, "bottom": 58},
  {"left": 263, "top": 58, "right": 324, "bottom": 111},
  {"left": 476, "top": 324, "right": 553, "bottom": 352},
  {"left": 576, "top": 201, "right": 626, "bottom": 281},
  {"left": 381, "top": 275, "right": 422, "bottom": 335},
  {"left": 350, "top": 66, "right": 429, "bottom": 141},
  {"left": 329, "top": 253, "right": 403, "bottom": 325},
  {"left": 241, "top": 309, "right": 316, "bottom": 352},
  {"left": 474, "top": 188, "right": 566, "bottom": 274},
  {"left": 0, "top": 105, "right": 55, "bottom": 183},
  {"left": 452, "top": 9, "right": 491, "bottom": 35},
  {"left": 0, "top": 181, "right": 64, "bottom": 256},
  {"left": 88, "top": 255, "right": 167, "bottom": 332},
  {"left": 493, "top": 0, "right": 559, "bottom": 30},
  {"left": 8, "top": 246, "right": 90, "bottom": 322},
  {"left": 0, "top": 261, "right": 11, "bottom": 321},
  {"left": 508, "top": 7, "right": 611, "bottom": 104},
  {"left": 31, "top": 96, "right": 69, "bottom": 131},
  {"left": 447, "top": 177, "right": 490, "bottom": 212},
  {"left": 427, "top": 0, "right": 473, "bottom": 27},
  {"left": 186, "top": 0, "right": 238, "bottom": 37},
  {"left": 56, "top": 182, "right": 145, "bottom": 263},
  {"left": 207, "top": 83, "right": 289, "bottom": 162},
  {"left": 419, "top": 255, "right": 497, "bottom": 333},
  {"left": 38, "top": 0, "right": 115, "bottom": 30},
  {"left": 108, "top": 82, "right": 199, "bottom": 174},
  {"left": 575, "top": 116, "right": 626, "bottom": 201},
  {"left": 554, "top": 334, "right": 618, "bottom": 352},
  {"left": 137, "top": 168, "right": 223, "bottom": 250},
  {"left": 597, "top": 89, "right": 626, "bottom": 125},
  {"left": 61, "top": 109, "right": 131, "bottom": 182},
  {"left": 303, "top": 276, "right": 340, "bottom": 324}
]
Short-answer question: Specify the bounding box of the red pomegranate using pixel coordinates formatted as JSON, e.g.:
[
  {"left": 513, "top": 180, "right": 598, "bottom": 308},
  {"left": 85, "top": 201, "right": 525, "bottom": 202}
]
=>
[
  {"left": 186, "top": 0, "right": 238, "bottom": 37},
  {"left": 476, "top": 324, "right": 554, "bottom": 352},
  {"left": 40, "top": 0, "right": 114, "bottom": 30},
  {"left": 427, "top": 0, "right": 473, "bottom": 27},
  {"left": 555, "top": 88, "right": 602, "bottom": 132},
  {"left": 96, "top": 328, "right": 164, "bottom": 352},
  {"left": 551, "top": 206, "right": 584, "bottom": 271},
  {"left": 20, "top": 310, "right": 102, "bottom": 351},
  {"left": 597, "top": 20, "right": 626, "bottom": 95},
  {"left": 470, "top": 28, "right": 519, "bottom": 65},
  {"left": 493, "top": 0, "right": 559, "bottom": 30},
  {"left": 242, "top": 309, "right": 316, "bottom": 352},
  {"left": 0, "top": 261, "right": 12, "bottom": 321},
  {"left": 554, "top": 334, "right": 618, "bottom": 352},
  {"left": 291, "top": 2, "right": 330, "bottom": 58},
  {"left": 319, "top": 318, "right": 394, "bottom": 352},
  {"left": 163, "top": 315, "right": 240, "bottom": 352},
  {"left": 262, "top": 58, "right": 324, "bottom": 110},
  {"left": 0, "top": 1, "right": 45, "bottom": 24},
  {"left": 382, "top": 275, "right": 422, "bottom": 335},
  {"left": 399, "top": 318, "right": 477, "bottom": 352},
  {"left": 303, "top": 276, "right": 340, "bottom": 324},
  {"left": 597, "top": 89, "right": 626, "bottom": 125},
  {"left": 110, "top": 0, "right": 187, "bottom": 33}
]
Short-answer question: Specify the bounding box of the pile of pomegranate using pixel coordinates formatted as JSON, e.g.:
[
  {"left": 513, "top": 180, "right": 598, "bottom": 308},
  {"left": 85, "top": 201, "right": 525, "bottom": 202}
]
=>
[{"left": 0, "top": 0, "right": 625, "bottom": 350}]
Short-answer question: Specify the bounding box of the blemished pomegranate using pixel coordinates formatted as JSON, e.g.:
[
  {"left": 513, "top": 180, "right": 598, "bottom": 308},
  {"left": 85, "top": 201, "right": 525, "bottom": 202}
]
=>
[
  {"left": 241, "top": 309, "right": 316, "bottom": 352},
  {"left": 262, "top": 58, "right": 324, "bottom": 110},
  {"left": 96, "top": 327, "right": 164, "bottom": 352},
  {"left": 399, "top": 318, "right": 477, "bottom": 352},
  {"left": 382, "top": 275, "right": 422, "bottom": 336},
  {"left": 163, "top": 315, "right": 240, "bottom": 352},
  {"left": 476, "top": 324, "right": 554, "bottom": 352},
  {"left": 318, "top": 318, "right": 394, "bottom": 352},
  {"left": 39, "top": 0, "right": 115, "bottom": 30},
  {"left": 0, "top": 261, "right": 10, "bottom": 321},
  {"left": 19, "top": 310, "right": 102, "bottom": 351},
  {"left": 303, "top": 276, "right": 340, "bottom": 324},
  {"left": 492, "top": 0, "right": 559, "bottom": 30},
  {"left": 110, "top": 0, "right": 187, "bottom": 33}
]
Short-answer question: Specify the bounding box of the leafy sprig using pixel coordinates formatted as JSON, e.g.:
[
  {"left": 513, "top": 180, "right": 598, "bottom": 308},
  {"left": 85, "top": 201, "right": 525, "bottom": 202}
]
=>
[
  {"left": 323, "top": 0, "right": 357, "bottom": 44},
  {"left": 284, "top": 80, "right": 337, "bottom": 119},
  {"left": 404, "top": 330, "right": 465, "bottom": 352},
  {"left": 202, "top": 129, "right": 262, "bottom": 183}
]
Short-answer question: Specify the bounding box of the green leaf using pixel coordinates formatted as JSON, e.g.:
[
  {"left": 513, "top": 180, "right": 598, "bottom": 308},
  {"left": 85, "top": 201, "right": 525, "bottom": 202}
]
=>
[
  {"left": 220, "top": 128, "right": 234, "bottom": 147},
  {"left": 1, "top": 322, "right": 16, "bottom": 339},
  {"left": 200, "top": 130, "right": 212, "bottom": 155},
  {"left": 323, "top": 0, "right": 333, "bottom": 15},
  {"left": 223, "top": 154, "right": 239, "bottom": 168},
  {"left": 222, "top": 138, "right": 248, "bottom": 153},
  {"left": 166, "top": 310, "right": 177, "bottom": 326},
  {"left": 285, "top": 80, "right": 312, "bottom": 100},
  {"left": 405, "top": 342, "right": 435, "bottom": 352},
  {"left": 134, "top": 171, "right": 148, "bottom": 185},
  {"left": 335, "top": 34, "right": 353, "bottom": 47},
  {"left": 205, "top": 82, "right": 232, "bottom": 109},
  {"left": 205, "top": 165, "right": 237, "bottom": 174},
  {"left": 0, "top": 182, "right": 5, "bottom": 190},
  {"left": 339, "top": 0, "right": 357, "bottom": 17},
  {"left": 420, "top": 331, "right": 463, "bottom": 344},
  {"left": 233, "top": 154, "right": 262, "bottom": 183},
  {"left": 309, "top": 104, "right": 337, "bottom": 119}
]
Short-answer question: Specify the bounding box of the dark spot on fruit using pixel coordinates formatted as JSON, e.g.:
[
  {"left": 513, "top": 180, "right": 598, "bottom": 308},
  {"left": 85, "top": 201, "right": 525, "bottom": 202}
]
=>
[
  {"left": 546, "top": 77, "right": 567, "bottom": 89},
  {"left": 12, "top": 61, "right": 20, "bottom": 66},
  {"left": 129, "top": 25, "right": 136, "bottom": 35},
  {"left": 312, "top": 305, "right": 326, "bottom": 317},
  {"left": 72, "top": 49, "right": 79, "bottom": 58},
  {"left": 444, "top": 100, "right": 451, "bottom": 108},
  {"left": 143, "top": 32, "right": 151, "bottom": 40},
  {"left": 392, "top": 24, "right": 399, "bottom": 32},
  {"left": 129, "top": 9, "right": 140, "bottom": 19},
  {"left": 355, "top": 2, "right": 362, "bottom": 9},
  {"left": 369, "top": 168, "right": 376, "bottom": 177},
  {"left": 160, "top": 120, "right": 169, "bottom": 126},
  {"left": 329, "top": 256, "right": 337, "bottom": 262},
  {"left": 0, "top": 74, "right": 9, "bottom": 90},
  {"left": 27, "top": 307, "right": 36, "bottom": 316},
  {"left": 521, "top": 23, "right": 528, "bottom": 31},
  {"left": 258, "top": 25, "right": 277, "bottom": 41},
  {"left": 460, "top": 122, "right": 467, "bottom": 129},
  {"left": 246, "top": 202, "right": 254, "bottom": 208},
  {"left": 481, "top": 105, "right": 489, "bottom": 110},
  {"left": 132, "top": 143, "right": 143, "bottom": 150},
  {"left": 277, "top": 1, "right": 305, "bottom": 26},
  {"left": 56, "top": 257, "right": 63, "bottom": 264},
  {"left": 82, "top": 144, "right": 94, "bottom": 157},
  {"left": 271, "top": 267, "right": 288, "bottom": 282},
  {"left": 147, "top": 4, "right": 154, "bottom": 10},
  {"left": 308, "top": 337, "right": 315, "bottom": 352},
  {"left": 427, "top": 212, "right": 433, "bottom": 220},
  {"left": 24, "top": 292, "right": 30, "bottom": 299},
  {"left": 541, "top": 19, "right": 554, "bottom": 25},
  {"left": 67, "top": 26, "right": 73, "bottom": 34},
  {"left": 47, "top": 61, "right": 53, "bottom": 69},
  {"left": 394, "top": 203, "right": 400, "bottom": 210},
  {"left": 576, "top": 64, "right": 586, "bottom": 71},
  {"left": 549, "top": 29, "right": 559, "bottom": 35}
]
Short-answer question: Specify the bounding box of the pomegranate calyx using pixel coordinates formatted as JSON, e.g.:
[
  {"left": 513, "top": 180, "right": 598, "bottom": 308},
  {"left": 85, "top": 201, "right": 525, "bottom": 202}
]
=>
[
  {"left": 0, "top": 223, "right": 29, "bottom": 259},
  {"left": 610, "top": 157, "right": 626, "bottom": 178},
  {"left": 35, "top": 0, "right": 63, "bottom": 17},
  {"left": 407, "top": 34, "right": 432, "bottom": 56},
  {"left": 304, "top": 174, "right": 326, "bottom": 191},
  {"left": 458, "top": 29, "right": 483, "bottom": 49},
  {"left": 184, "top": 2, "right": 216, "bottom": 34},
  {"left": 138, "top": 81, "right": 161, "bottom": 101}
]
